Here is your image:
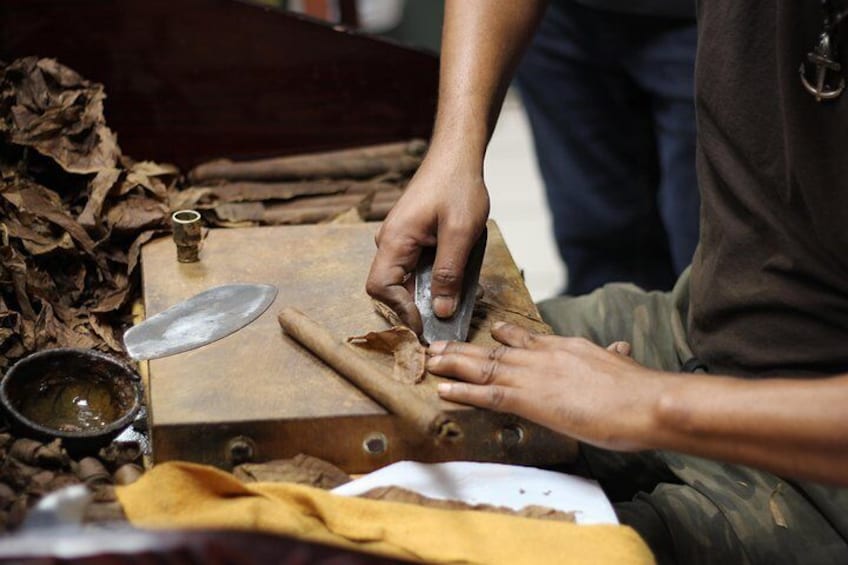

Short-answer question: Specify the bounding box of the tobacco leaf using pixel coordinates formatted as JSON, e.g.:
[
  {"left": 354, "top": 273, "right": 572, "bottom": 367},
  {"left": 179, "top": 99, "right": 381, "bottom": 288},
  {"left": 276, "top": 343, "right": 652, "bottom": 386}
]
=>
[
  {"left": 127, "top": 229, "right": 164, "bottom": 278},
  {"left": 103, "top": 195, "right": 169, "bottom": 235},
  {"left": 0, "top": 57, "right": 120, "bottom": 174},
  {"left": 0, "top": 240, "right": 35, "bottom": 319},
  {"left": 9, "top": 439, "right": 69, "bottom": 469},
  {"left": 213, "top": 202, "right": 266, "bottom": 223},
  {"left": 99, "top": 442, "right": 143, "bottom": 470},
  {"left": 372, "top": 299, "right": 405, "bottom": 328},
  {"left": 113, "top": 464, "right": 144, "bottom": 486},
  {"left": 328, "top": 206, "right": 366, "bottom": 224},
  {"left": 78, "top": 167, "right": 122, "bottom": 230},
  {"left": 233, "top": 454, "right": 351, "bottom": 490},
  {"left": 186, "top": 180, "right": 347, "bottom": 206},
  {"left": 31, "top": 300, "right": 99, "bottom": 351},
  {"left": 88, "top": 312, "right": 124, "bottom": 352},
  {"left": 358, "top": 486, "right": 577, "bottom": 523},
  {"left": 3, "top": 212, "right": 74, "bottom": 256},
  {"left": 2, "top": 180, "right": 107, "bottom": 270},
  {"left": 123, "top": 160, "right": 178, "bottom": 199},
  {"left": 168, "top": 187, "right": 214, "bottom": 211},
  {"left": 188, "top": 140, "right": 424, "bottom": 182},
  {"left": 323, "top": 191, "right": 374, "bottom": 225},
  {"left": 347, "top": 326, "right": 426, "bottom": 384},
  {"left": 0, "top": 306, "right": 21, "bottom": 350},
  {"left": 89, "top": 272, "right": 131, "bottom": 314},
  {"left": 0, "top": 483, "right": 15, "bottom": 510},
  {"left": 212, "top": 192, "right": 376, "bottom": 226}
]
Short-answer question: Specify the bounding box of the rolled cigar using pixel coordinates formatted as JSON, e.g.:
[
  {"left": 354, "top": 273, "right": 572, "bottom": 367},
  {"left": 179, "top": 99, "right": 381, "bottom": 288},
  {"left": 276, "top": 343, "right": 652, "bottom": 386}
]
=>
[
  {"left": 185, "top": 180, "right": 397, "bottom": 205},
  {"left": 278, "top": 308, "right": 462, "bottom": 443},
  {"left": 190, "top": 140, "right": 427, "bottom": 183}
]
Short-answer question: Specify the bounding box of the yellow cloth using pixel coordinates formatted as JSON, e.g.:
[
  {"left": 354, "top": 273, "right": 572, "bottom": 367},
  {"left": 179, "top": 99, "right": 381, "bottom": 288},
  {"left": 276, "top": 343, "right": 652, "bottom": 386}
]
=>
[{"left": 117, "top": 462, "right": 655, "bottom": 565}]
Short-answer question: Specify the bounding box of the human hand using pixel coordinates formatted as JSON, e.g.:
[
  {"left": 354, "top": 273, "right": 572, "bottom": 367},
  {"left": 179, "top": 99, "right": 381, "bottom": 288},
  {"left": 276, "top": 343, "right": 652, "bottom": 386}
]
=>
[
  {"left": 366, "top": 155, "right": 490, "bottom": 335},
  {"left": 428, "top": 322, "right": 672, "bottom": 451}
]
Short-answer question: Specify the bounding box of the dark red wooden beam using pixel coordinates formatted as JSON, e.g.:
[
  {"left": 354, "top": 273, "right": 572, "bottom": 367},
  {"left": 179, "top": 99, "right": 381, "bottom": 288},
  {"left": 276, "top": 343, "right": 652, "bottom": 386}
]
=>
[{"left": 0, "top": 0, "right": 438, "bottom": 169}]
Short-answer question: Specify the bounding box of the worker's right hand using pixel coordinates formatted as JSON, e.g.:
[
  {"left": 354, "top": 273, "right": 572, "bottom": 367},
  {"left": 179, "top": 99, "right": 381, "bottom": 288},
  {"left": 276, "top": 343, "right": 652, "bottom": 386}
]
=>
[{"left": 366, "top": 153, "right": 490, "bottom": 335}]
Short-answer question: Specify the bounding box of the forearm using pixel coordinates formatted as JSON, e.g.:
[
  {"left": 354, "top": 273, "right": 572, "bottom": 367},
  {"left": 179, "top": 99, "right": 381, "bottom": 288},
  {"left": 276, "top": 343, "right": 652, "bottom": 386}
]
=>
[
  {"left": 429, "top": 0, "right": 548, "bottom": 167},
  {"left": 651, "top": 373, "right": 848, "bottom": 486}
]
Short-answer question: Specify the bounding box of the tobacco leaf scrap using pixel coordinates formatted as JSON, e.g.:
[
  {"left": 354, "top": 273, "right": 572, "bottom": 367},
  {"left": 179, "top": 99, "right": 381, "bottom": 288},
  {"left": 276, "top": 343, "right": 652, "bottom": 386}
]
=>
[
  {"left": 358, "top": 486, "right": 577, "bottom": 523},
  {"left": 372, "top": 299, "right": 405, "bottom": 328},
  {"left": 347, "top": 326, "right": 426, "bottom": 384},
  {"left": 233, "top": 454, "right": 351, "bottom": 490}
]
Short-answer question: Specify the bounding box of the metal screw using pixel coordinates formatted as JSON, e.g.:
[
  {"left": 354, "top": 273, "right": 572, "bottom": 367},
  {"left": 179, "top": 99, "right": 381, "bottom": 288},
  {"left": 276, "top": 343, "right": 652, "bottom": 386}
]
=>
[
  {"left": 227, "top": 436, "right": 256, "bottom": 465},
  {"left": 497, "top": 424, "right": 525, "bottom": 449},
  {"left": 172, "top": 209, "right": 202, "bottom": 263},
  {"left": 362, "top": 432, "right": 388, "bottom": 455}
]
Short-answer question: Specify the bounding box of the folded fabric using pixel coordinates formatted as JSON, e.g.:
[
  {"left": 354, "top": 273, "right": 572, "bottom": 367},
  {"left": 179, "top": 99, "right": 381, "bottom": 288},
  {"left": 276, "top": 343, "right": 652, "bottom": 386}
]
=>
[{"left": 117, "top": 462, "right": 655, "bottom": 565}]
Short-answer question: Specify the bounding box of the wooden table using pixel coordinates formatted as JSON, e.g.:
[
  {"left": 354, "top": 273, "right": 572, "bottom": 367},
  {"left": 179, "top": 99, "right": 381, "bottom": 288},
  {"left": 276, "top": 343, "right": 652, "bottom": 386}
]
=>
[{"left": 140, "top": 221, "right": 577, "bottom": 472}]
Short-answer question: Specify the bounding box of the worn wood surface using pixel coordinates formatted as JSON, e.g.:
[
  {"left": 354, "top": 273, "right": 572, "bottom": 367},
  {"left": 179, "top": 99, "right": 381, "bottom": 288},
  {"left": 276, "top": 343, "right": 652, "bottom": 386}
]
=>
[
  {"left": 277, "top": 308, "right": 461, "bottom": 441},
  {"left": 140, "top": 222, "right": 577, "bottom": 471}
]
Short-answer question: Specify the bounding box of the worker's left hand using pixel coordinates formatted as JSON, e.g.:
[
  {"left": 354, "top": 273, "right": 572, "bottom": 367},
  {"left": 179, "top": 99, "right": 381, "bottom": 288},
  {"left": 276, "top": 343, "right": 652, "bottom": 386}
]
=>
[{"left": 428, "top": 322, "right": 673, "bottom": 452}]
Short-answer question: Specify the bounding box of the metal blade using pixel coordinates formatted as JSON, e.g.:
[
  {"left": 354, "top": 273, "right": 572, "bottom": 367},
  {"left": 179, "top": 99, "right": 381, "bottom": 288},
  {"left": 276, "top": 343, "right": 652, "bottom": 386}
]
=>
[
  {"left": 415, "top": 227, "right": 487, "bottom": 344},
  {"left": 124, "top": 283, "right": 278, "bottom": 361}
]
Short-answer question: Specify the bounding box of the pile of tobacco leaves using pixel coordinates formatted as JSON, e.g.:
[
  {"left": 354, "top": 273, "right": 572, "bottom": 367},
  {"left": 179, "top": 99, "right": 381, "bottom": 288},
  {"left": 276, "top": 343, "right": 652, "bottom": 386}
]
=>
[
  {"left": 0, "top": 56, "right": 177, "bottom": 531},
  {"left": 0, "top": 57, "right": 422, "bottom": 372},
  {"left": 0, "top": 57, "right": 178, "bottom": 373},
  {"left": 0, "top": 56, "right": 424, "bottom": 533}
]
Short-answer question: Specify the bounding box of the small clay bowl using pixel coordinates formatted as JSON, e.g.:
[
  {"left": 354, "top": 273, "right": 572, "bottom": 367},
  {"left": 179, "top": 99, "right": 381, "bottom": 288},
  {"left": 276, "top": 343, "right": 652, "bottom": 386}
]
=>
[{"left": 0, "top": 348, "right": 142, "bottom": 454}]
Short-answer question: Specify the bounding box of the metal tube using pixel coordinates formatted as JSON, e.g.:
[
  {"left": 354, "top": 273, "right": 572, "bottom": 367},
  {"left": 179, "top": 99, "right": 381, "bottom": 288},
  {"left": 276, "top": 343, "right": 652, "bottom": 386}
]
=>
[{"left": 171, "top": 210, "right": 202, "bottom": 263}]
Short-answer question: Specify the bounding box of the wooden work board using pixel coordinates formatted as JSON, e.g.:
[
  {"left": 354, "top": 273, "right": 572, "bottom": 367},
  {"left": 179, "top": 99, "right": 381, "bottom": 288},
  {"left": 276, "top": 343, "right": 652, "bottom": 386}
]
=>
[{"left": 141, "top": 221, "right": 578, "bottom": 472}]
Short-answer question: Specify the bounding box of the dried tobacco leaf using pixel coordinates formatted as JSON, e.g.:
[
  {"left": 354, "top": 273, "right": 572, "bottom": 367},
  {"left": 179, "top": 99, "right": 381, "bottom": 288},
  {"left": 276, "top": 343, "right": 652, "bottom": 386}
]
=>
[
  {"left": 123, "top": 160, "right": 178, "bottom": 199},
  {"left": 104, "top": 195, "right": 169, "bottom": 235},
  {"left": 372, "top": 299, "right": 404, "bottom": 328},
  {"left": 77, "top": 457, "right": 111, "bottom": 486},
  {"left": 77, "top": 167, "right": 121, "bottom": 229},
  {"left": 1, "top": 180, "right": 109, "bottom": 272},
  {"left": 0, "top": 57, "right": 120, "bottom": 174},
  {"left": 0, "top": 58, "right": 179, "bottom": 369},
  {"left": 98, "top": 440, "right": 143, "bottom": 469},
  {"left": 0, "top": 483, "right": 15, "bottom": 510},
  {"left": 347, "top": 326, "right": 426, "bottom": 384},
  {"left": 8, "top": 438, "right": 69, "bottom": 468},
  {"left": 113, "top": 464, "right": 144, "bottom": 486},
  {"left": 233, "top": 454, "right": 351, "bottom": 489},
  {"left": 358, "top": 486, "right": 577, "bottom": 523},
  {"left": 0, "top": 241, "right": 34, "bottom": 319},
  {"left": 1, "top": 457, "right": 42, "bottom": 490},
  {"left": 328, "top": 205, "right": 365, "bottom": 224},
  {"left": 3, "top": 212, "right": 74, "bottom": 256}
]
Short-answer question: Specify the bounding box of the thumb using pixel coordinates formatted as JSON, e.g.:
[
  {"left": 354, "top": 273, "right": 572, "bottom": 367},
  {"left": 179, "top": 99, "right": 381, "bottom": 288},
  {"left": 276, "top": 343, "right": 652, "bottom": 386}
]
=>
[
  {"left": 607, "top": 341, "right": 632, "bottom": 357},
  {"left": 430, "top": 226, "right": 485, "bottom": 318}
]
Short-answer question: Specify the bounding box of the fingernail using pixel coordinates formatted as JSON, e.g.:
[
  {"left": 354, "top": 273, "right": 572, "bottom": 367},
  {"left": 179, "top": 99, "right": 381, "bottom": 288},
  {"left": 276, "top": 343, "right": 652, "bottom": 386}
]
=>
[
  {"left": 437, "top": 383, "right": 452, "bottom": 394},
  {"left": 432, "top": 296, "right": 456, "bottom": 318},
  {"left": 427, "top": 355, "right": 442, "bottom": 369},
  {"left": 493, "top": 321, "right": 506, "bottom": 330},
  {"left": 429, "top": 341, "right": 448, "bottom": 355}
]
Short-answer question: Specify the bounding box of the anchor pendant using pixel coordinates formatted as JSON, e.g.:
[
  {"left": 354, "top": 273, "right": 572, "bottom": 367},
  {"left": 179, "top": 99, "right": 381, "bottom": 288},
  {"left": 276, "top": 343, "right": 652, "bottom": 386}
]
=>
[{"left": 800, "top": 32, "right": 845, "bottom": 101}]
